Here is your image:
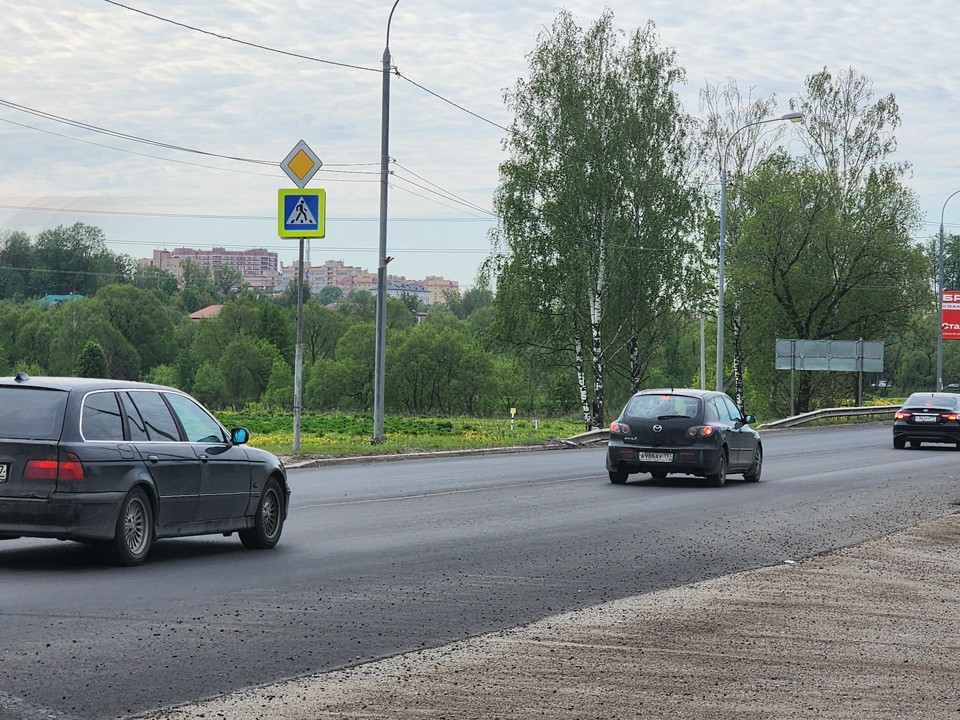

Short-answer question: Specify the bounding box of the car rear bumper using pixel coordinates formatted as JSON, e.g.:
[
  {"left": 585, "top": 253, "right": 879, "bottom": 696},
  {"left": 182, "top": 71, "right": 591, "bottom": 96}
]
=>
[
  {"left": 893, "top": 424, "right": 960, "bottom": 444},
  {"left": 0, "top": 491, "right": 126, "bottom": 541},
  {"left": 606, "top": 444, "right": 721, "bottom": 476}
]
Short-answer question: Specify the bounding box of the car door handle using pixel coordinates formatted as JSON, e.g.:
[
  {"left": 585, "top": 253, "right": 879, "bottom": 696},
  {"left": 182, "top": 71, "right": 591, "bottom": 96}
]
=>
[
  {"left": 198, "top": 454, "right": 209, "bottom": 463},
  {"left": 147, "top": 455, "right": 159, "bottom": 463}
]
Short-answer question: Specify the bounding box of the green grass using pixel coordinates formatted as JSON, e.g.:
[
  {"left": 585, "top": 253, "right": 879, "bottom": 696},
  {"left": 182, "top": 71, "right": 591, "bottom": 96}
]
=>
[{"left": 215, "top": 410, "right": 587, "bottom": 459}]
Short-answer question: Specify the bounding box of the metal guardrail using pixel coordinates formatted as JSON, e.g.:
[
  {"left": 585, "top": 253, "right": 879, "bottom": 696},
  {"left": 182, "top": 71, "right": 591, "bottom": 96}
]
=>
[
  {"left": 756, "top": 405, "right": 899, "bottom": 430},
  {"left": 566, "top": 405, "right": 900, "bottom": 442}
]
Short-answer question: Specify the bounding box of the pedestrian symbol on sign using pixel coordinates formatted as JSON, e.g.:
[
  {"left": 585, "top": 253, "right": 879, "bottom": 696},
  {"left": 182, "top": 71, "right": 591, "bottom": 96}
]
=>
[{"left": 288, "top": 197, "right": 316, "bottom": 226}]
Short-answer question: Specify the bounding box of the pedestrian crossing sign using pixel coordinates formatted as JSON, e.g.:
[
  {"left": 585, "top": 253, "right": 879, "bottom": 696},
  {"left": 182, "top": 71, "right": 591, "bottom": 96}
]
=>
[{"left": 278, "top": 188, "right": 326, "bottom": 237}]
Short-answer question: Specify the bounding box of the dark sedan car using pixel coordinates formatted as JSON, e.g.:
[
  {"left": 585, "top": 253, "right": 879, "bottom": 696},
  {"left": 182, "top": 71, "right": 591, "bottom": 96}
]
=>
[
  {"left": 606, "top": 388, "right": 762, "bottom": 486},
  {"left": 0, "top": 373, "right": 290, "bottom": 565},
  {"left": 893, "top": 392, "right": 960, "bottom": 449}
]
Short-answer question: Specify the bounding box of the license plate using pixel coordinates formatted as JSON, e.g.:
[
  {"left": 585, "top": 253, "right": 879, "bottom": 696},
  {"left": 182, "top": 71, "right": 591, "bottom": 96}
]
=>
[
  {"left": 0, "top": 464, "right": 6, "bottom": 482},
  {"left": 914, "top": 415, "right": 938, "bottom": 423},
  {"left": 637, "top": 451, "right": 672, "bottom": 462}
]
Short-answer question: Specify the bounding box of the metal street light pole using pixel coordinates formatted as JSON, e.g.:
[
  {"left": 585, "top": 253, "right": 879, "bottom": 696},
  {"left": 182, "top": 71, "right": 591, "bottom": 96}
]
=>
[
  {"left": 716, "top": 111, "right": 803, "bottom": 392},
  {"left": 936, "top": 189, "right": 960, "bottom": 391},
  {"left": 372, "top": 0, "right": 401, "bottom": 444}
]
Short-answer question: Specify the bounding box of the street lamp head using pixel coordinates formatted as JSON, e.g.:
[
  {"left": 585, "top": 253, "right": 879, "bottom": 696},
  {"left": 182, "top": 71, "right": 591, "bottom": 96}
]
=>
[{"left": 780, "top": 112, "right": 804, "bottom": 123}]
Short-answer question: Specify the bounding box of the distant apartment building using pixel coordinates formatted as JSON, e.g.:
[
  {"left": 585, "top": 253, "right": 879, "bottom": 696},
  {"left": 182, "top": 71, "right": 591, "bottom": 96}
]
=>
[
  {"left": 140, "top": 250, "right": 457, "bottom": 303},
  {"left": 144, "top": 248, "right": 281, "bottom": 292},
  {"left": 279, "top": 259, "right": 375, "bottom": 297},
  {"left": 278, "top": 259, "right": 456, "bottom": 305}
]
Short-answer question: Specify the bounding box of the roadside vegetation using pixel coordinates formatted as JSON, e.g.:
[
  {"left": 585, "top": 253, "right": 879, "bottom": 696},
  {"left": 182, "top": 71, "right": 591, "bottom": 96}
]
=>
[{"left": 217, "top": 410, "right": 586, "bottom": 458}]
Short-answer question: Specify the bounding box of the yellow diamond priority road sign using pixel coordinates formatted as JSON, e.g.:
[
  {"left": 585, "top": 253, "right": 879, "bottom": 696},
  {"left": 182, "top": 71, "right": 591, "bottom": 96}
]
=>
[{"left": 282, "top": 140, "right": 322, "bottom": 188}]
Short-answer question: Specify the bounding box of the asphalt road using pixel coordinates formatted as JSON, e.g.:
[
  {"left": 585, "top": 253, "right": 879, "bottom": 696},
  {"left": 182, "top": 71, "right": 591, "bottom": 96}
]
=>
[{"left": 0, "top": 423, "right": 957, "bottom": 720}]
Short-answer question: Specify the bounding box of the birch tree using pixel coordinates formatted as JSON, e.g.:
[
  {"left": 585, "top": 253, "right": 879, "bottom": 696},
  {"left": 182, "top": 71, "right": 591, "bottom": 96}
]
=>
[{"left": 490, "top": 10, "right": 699, "bottom": 429}]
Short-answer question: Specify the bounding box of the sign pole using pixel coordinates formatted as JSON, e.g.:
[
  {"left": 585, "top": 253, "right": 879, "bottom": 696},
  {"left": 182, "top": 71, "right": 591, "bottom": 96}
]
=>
[{"left": 293, "top": 237, "right": 305, "bottom": 452}]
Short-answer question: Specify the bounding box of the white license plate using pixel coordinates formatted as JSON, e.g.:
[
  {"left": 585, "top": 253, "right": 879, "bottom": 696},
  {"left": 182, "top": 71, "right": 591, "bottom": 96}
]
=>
[
  {"left": 0, "top": 464, "right": 6, "bottom": 482},
  {"left": 914, "top": 415, "right": 938, "bottom": 423},
  {"left": 637, "top": 451, "right": 673, "bottom": 462}
]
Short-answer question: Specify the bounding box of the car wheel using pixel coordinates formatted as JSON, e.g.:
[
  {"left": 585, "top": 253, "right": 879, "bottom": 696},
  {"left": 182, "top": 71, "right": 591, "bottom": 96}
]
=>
[
  {"left": 893, "top": 436, "right": 906, "bottom": 449},
  {"left": 650, "top": 470, "right": 667, "bottom": 479},
  {"left": 608, "top": 468, "right": 629, "bottom": 484},
  {"left": 113, "top": 488, "right": 153, "bottom": 566},
  {"left": 744, "top": 446, "right": 762, "bottom": 482},
  {"left": 909, "top": 440, "right": 921, "bottom": 448},
  {"left": 240, "top": 478, "right": 285, "bottom": 549},
  {"left": 707, "top": 451, "right": 727, "bottom": 487}
]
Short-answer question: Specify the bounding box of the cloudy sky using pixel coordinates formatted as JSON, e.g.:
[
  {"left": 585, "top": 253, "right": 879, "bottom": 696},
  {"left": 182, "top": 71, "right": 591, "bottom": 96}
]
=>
[{"left": 1, "top": 1, "right": 957, "bottom": 287}]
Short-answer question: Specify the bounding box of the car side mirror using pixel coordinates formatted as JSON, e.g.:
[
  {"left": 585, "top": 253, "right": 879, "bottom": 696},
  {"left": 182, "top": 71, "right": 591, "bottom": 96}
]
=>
[
  {"left": 231, "top": 427, "right": 249, "bottom": 445},
  {"left": 743, "top": 414, "right": 756, "bottom": 424}
]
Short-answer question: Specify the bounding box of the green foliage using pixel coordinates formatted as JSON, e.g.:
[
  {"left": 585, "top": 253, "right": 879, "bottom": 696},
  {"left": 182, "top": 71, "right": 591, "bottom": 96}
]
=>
[
  {"left": 74, "top": 340, "right": 108, "bottom": 378},
  {"left": 0, "top": 223, "right": 130, "bottom": 298},
  {"left": 260, "top": 358, "right": 294, "bottom": 409},
  {"left": 145, "top": 363, "right": 180, "bottom": 388},
  {"left": 192, "top": 361, "right": 228, "bottom": 409}
]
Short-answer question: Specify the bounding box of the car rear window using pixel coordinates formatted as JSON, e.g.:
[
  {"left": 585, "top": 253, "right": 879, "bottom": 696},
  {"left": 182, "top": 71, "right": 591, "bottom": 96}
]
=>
[
  {"left": 0, "top": 387, "right": 68, "bottom": 440},
  {"left": 624, "top": 393, "right": 700, "bottom": 419},
  {"left": 906, "top": 394, "right": 959, "bottom": 409}
]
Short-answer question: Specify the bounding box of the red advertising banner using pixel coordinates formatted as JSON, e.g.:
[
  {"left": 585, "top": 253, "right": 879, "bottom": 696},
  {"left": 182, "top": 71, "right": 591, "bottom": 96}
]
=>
[{"left": 942, "top": 290, "right": 960, "bottom": 340}]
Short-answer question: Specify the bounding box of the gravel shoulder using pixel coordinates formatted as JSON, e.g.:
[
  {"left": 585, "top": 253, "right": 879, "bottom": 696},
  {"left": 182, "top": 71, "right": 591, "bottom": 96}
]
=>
[{"left": 141, "top": 511, "right": 960, "bottom": 719}]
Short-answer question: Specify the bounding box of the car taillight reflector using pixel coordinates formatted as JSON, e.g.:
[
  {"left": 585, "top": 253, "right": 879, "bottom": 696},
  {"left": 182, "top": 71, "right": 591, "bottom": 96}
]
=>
[
  {"left": 24, "top": 452, "right": 84, "bottom": 481},
  {"left": 687, "top": 426, "right": 715, "bottom": 437},
  {"left": 610, "top": 420, "right": 630, "bottom": 434}
]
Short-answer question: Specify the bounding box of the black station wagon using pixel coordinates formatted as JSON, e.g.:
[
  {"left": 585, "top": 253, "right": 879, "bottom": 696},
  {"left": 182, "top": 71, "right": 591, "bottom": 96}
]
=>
[
  {"left": 0, "top": 374, "right": 290, "bottom": 565},
  {"left": 606, "top": 388, "right": 762, "bottom": 486}
]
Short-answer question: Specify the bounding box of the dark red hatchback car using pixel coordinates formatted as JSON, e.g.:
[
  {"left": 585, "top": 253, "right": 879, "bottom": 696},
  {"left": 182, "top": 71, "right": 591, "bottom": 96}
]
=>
[
  {"left": 606, "top": 388, "right": 762, "bottom": 487},
  {"left": 0, "top": 373, "right": 289, "bottom": 565}
]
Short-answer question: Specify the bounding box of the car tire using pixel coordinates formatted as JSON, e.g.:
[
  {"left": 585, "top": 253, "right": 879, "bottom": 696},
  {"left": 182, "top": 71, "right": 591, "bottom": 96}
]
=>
[
  {"left": 112, "top": 487, "right": 153, "bottom": 566},
  {"left": 707, "top": 451, "right": 727, "bottom": 487},
  {"left": 650, "top": 470, "right": 667, "bottom": 480},
  {"left": 909, "top": 440, "right": 921, "bottom": 448},
  {"left": 744, "top": 446, "right": 762, "bottom": 482},
  {"left": 893, "top": 436, "right": 906, "bottom": 449},
  {"left": 240, "top": 478, "right": 285, "bottom": 549},
  {"left": 608, "top": 468, "right": 629, "bottom": 484}
]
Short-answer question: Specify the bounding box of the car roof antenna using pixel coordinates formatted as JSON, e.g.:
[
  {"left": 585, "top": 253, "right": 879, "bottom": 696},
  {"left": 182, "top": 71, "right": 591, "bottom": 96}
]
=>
[{"left": 14, "top": 371, "right": 30, "bottom": 383}]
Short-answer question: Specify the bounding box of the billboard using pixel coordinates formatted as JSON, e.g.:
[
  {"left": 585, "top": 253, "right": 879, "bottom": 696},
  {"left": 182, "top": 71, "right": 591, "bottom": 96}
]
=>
[
  {"left": 942, "top": 290, "right": 960, "bottom": 340},
  {"left": 775, "top": 339, "right": 883, "bottom": 372}
]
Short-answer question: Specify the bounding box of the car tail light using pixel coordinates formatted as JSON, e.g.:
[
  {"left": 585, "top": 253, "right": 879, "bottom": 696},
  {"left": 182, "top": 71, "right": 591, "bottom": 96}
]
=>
[
  {"left": 942, "top": 413, "right": 959, "bottom": 421},
  {"left": 24, "top": 452, "right": 85, "bottom": 481},
  {"left": 895, "top": 411, "right": 910, "bottom": 420},
  {"left": 610, "top": 420, "right": 630, "bottom": 434},
  {"left": 686, "top": 425, "right": 715, "bottom": 438}
]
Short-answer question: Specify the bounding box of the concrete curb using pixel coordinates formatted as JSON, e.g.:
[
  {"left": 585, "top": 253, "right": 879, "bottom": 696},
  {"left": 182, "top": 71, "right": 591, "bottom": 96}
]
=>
[{"left": 282, "top": 437, "right": 587, "bottom": 470}]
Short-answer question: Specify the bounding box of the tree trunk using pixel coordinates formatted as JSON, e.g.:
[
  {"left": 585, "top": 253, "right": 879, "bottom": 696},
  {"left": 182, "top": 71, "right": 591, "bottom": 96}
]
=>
[
  {"left": 629, "top": 334, "right": 640, "bottom": 393},
  {"left": 589, "top": 284, "right": 604, "bottom": 429},
  {"left": 575, "top": 332, "right": 591, "bottom": 430}
]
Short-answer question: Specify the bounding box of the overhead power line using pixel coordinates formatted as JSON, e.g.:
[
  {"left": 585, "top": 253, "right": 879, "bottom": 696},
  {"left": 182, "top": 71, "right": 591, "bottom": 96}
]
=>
[
  {"left": 0, "top": 97, "right": 276, "bottom": 166},
  {"left": 100, "top": 0, "right": 379, "bottom": 73}
]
